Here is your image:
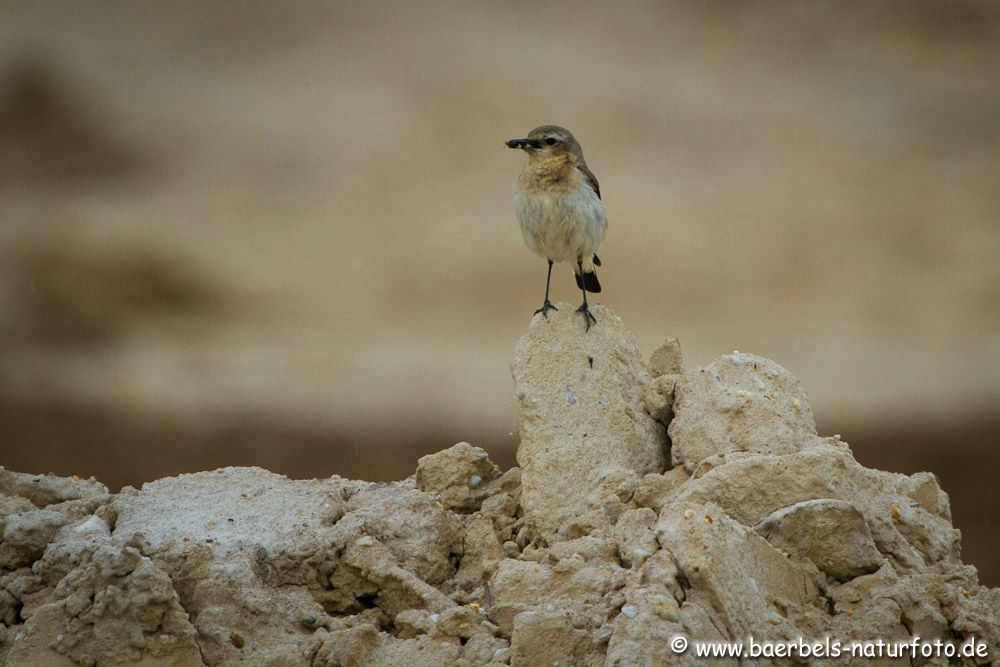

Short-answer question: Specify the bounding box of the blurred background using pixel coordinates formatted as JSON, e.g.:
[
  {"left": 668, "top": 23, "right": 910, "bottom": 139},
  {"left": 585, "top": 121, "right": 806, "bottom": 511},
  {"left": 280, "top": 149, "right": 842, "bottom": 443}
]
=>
[{"left": 0, "top": 2, "right": 996, "bottom": 584}]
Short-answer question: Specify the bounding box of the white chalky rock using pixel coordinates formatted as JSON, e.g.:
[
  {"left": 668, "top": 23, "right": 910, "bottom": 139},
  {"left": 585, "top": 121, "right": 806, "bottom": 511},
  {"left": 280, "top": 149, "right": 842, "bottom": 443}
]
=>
[
  {"left": 511, "top": 304, "right": 666, "bottom": 542},
  {"left": 668, "top": 352, "right": 817, "bottom": 468}
]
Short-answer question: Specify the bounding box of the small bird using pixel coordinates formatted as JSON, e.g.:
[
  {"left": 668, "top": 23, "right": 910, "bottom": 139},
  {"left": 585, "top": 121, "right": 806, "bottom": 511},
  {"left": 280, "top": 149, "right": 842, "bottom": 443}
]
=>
[{"left": 506, "top": 125, "right": 607, "bottom": 331}]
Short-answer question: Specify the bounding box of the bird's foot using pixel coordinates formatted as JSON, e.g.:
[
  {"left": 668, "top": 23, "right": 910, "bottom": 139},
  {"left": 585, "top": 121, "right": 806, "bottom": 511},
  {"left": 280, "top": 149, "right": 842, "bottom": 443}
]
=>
[
  {"left": 576, "top": 303, "right": 597, "bottom": 331},
  {"left": 534, "top": 301, "right": 558, "bottom": 319}
]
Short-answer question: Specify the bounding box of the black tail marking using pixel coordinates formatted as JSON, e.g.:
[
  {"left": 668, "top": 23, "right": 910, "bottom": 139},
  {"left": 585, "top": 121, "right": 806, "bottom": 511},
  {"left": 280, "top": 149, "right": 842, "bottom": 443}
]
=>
[{"left": 575, "top": 270, "right": 601, "bottom": 293}]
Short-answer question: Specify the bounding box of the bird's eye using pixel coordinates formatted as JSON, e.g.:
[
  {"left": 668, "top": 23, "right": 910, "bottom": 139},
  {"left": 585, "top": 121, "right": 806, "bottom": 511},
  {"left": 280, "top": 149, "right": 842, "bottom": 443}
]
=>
[{"left": 545, "top": 138, "right": 557, "bottom": 146}]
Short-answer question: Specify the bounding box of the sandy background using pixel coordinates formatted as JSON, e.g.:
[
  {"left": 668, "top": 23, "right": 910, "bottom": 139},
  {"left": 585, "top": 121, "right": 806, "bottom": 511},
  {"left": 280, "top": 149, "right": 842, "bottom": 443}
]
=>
[{"left": 0, "top": 1, "right": 997, "bottom": 583}]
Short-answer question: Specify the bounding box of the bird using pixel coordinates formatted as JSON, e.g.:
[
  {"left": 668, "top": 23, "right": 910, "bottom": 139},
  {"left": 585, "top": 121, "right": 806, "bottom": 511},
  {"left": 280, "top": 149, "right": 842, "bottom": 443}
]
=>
[{"left": 506, "top": 125, "right": 607, "bottom": 331}]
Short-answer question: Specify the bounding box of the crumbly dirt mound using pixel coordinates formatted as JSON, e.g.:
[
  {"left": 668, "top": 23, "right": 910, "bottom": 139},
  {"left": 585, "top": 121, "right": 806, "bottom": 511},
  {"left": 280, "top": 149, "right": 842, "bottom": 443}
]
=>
[{"left": 1, "top": 305, "right": 996, "bottom": 666}]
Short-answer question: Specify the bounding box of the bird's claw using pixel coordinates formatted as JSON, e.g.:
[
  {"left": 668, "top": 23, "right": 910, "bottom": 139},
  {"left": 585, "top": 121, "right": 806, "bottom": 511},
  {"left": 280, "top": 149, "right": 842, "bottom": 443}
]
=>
[
  {"left": 534, "top": 301, "right": 558, "bottom": 319},
  {"left": 576, "top": 303, "right": 597, "bottom": 331}
]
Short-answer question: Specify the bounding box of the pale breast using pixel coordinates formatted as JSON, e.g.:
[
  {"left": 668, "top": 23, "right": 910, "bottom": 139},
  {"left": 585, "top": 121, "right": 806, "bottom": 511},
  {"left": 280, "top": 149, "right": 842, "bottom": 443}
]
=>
[{"left": 515, "top": 181, "right": 607, "bottom": 264}]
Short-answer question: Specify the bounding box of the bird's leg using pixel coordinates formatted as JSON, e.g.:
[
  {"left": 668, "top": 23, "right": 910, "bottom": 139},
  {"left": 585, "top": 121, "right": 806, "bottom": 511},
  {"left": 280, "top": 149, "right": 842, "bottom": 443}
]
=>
[
  {"left": 534, "top": 259, "right": 557, "bottom": 318},
  {"left": 576, "top": 259, "right": 596, "bottom": 331}
]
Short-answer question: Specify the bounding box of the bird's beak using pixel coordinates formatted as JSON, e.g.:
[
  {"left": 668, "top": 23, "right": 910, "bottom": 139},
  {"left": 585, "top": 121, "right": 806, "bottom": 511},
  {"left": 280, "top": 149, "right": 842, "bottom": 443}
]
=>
[{"left": 506, "top": 138, "right": 540, "bottom": 150}]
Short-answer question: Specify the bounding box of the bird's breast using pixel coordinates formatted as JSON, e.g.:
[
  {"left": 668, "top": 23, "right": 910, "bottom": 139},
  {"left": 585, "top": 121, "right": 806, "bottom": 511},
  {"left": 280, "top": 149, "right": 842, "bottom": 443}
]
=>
[
  {"left": 518, "top": 157, "right": 583, "bottom": 196},
  {"left": 514, "top": 182, "right": 607, "bottom": 263}
]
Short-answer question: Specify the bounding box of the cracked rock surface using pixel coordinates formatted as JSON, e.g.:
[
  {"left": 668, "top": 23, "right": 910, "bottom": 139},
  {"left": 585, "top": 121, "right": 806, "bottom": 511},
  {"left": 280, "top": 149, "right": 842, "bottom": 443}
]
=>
[
  {"left": 2, "top": 306, "right": 997, "bottom": 666},
  {"left": 512, "top": 304, "right": 667, "bottom": 543}
]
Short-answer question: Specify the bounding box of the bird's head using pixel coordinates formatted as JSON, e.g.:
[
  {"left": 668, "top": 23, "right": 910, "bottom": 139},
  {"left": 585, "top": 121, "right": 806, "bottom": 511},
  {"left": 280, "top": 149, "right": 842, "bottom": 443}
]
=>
[{"left": 506, "top": 125, "right": 583, "bottom": 161}]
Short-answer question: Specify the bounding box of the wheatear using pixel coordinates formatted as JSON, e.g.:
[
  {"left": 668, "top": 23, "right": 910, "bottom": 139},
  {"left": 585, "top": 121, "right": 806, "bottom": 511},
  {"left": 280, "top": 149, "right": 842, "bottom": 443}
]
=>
[{"left": 506, "top": 125, "right": 607, "bottom": 331}]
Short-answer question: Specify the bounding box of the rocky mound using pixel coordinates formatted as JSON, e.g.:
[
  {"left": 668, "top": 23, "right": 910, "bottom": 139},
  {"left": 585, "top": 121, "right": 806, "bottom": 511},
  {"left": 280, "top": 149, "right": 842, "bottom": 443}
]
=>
[{"left": 1, "top": 304, "right": 996, "bottom": 666}]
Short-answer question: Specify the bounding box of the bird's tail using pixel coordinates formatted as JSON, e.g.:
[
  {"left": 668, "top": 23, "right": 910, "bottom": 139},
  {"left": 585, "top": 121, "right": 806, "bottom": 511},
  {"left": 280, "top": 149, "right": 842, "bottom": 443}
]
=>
[{"left": 575, "top": 269, "right": 602, "bottom": 293}]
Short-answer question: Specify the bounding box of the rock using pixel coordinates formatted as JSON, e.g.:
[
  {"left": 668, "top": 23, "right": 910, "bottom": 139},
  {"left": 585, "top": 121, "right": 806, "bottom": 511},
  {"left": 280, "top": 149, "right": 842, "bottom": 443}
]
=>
[
  {"left": 5, "top": 543, "right": 203, "bottom": 667},
  {"left": 0, "top": 467, "right": 108, "bottom": 508},
  {"left": 610, "top": 508, "right": 659, "bottom": 569},
  {"left": 461, "top": 632, "right": 510, "bottom": 666},
  {"left": 109, "top": 467, "right": 365, "bottom": 665},
  {"left": 332, "top": 484, "right": 463, "bottom": 586},
  {"left": 641, "top": 374, "right": 680, "bottom": 426},
  {"left": 633, "top": 467, "right": 690, "bottom": 513},
  {"left": 478, "top": 491, "right": 519, "bottom": 545},
  {"left": 432, "top": 604, "right": 492, "bottom": 640},
  {"left": 509, "top": 610, "right": 598, "bottom": 667},
  {"left": 756, "top": 498, "right": 884, "bottom": 580},
  {"left": 0, "top": 469, "right": 109, "bottom": 573},
  {"left": 668, "top": 442, "right": 963, "bottom": 573},
  {"left": 453, "top": 514, "right": 506, "bottom": 590},
  {"left": 657, "top": 501, "right": 823, "bottom": 641},
  {"left": 416, "top": 442, "right": 502, "bottom": 512},
  {"left": 511, "top": 303, "right": 667, "bottom": 542},
  {"left": 605, "top": 584, "right": 706, "bottom": 667},
  {"left": 648, "top": 337, "right": 683, "bottom": 377},
  {"left": 816, "top": 562, "right": 988, "bottom": 657},
  {"left": 340, "top": 538, "right": 456, "bottom": 616},
  {"left": 952, "top": 586, "right": 1000, "bottom": 658},
  {"left": 310, "top": 624, "right": 462, "bottom": 667},
  {"left": 488, "top": 557, "right": 624, "bottom": 636},
  {"left": 0, "top": 502, "right": 96, "bottom": 570},
  {"left": 2, "top": 310, "right": 998, "bottom": 666},
  {"left": 394, "top": 608, "right": 435, "bottom": 638},
  {"left": 668, "top": 352, "right": 817, "bottom": 468}
]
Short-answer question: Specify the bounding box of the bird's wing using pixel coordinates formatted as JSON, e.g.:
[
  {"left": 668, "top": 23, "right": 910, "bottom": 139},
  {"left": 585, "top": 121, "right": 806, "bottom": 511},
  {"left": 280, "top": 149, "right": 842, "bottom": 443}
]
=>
[{"left": 578, "top": 163, "right": 601, "bottom": 200}]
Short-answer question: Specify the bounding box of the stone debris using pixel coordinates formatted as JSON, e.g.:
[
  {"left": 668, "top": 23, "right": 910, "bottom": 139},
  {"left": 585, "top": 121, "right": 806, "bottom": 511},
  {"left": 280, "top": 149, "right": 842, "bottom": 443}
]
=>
[
  {"left": 1, "top": 305, "right": 996, "bottom": 666},
  {"left": 416, "top": 442, "right": 502, "bottom": 512},
  {"left": 668, "top": 351, "right": 817, "bottom": 468},
  {"left": 647, "top": 337, "right": 683, "bottom": 378},
  {"left": 756, "top": 498, "right": 884, "bottom": 580}
]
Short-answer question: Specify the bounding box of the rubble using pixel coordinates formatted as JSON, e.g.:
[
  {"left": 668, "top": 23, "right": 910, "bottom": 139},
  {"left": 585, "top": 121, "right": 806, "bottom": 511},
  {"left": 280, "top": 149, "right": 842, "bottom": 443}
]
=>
[{"left": 1, "top": 305, "right": 996, "bottom": 666}]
